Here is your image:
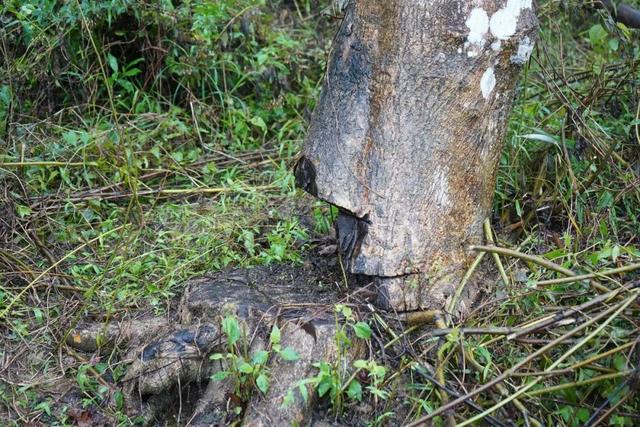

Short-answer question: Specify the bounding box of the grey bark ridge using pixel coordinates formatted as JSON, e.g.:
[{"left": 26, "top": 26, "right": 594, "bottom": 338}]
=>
[{"left": 296, "top": 0, "right": 538, "bottom": 311}]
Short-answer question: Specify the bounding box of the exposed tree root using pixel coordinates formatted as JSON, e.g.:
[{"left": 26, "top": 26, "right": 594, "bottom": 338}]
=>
[{"left": 67, "top": 261, "right": 361, "bottom": 426}]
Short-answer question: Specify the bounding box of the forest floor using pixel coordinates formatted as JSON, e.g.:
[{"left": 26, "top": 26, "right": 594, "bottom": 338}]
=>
[{"left": 2, "top": 0, "right": 640, "bottom": 426}]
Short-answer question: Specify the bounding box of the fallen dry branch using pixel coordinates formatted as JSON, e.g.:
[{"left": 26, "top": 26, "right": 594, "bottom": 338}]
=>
[
  {"left": 411, "top": 363, "right": 508, "bottom": 427},
  {"left": 24, "top": 147, "right": 283, "bottom": 210},
  {"left": 405, "top": 290, "right": 639, "bottom": 426},
  {"left": 507, "top": 281, "right": 640, "bottom": 340},
  {"left": 456, "top": 290, "right": 639, "bottom": 426},
  {"left": 463, "top": 347, "right": 543, "bottom": 427},
  {"left": 470, "top": 244, "right": 611, "bottom": 293},
  {"left": 533, "top": 262, "right": 640, "bottom": 287}
]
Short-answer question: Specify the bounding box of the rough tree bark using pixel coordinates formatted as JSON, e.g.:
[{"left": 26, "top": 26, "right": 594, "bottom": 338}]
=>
[{"left": 295, "top": 0, "right": 538, "bottom": 311}]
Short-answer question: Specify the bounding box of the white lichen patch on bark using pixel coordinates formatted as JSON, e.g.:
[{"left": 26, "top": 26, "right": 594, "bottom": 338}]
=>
[
  {"left": 511, "top": 35, "right": 534, "bottom": 64},
  {"left": 480, "top": 67, "right": 496, "bottom": 99},
  {"left": 465, "top": 8, "right": 489, "bottom": 56},
  {"left": 489, "top": 0, "right": 532, "bottom": 40},
  {"left": 465, "top": 0, "right": 533, "bottom": 57}
]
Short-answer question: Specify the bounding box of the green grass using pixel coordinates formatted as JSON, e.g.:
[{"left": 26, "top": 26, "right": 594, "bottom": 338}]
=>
[
  {"left": 1, "top": 1, "right": 335, "bottom": 424},
  {"left": 1, "top": 0, "right": 640, "bottom": 425}
]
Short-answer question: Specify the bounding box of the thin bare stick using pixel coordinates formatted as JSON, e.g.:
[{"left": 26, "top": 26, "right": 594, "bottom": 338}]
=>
[
  {"left": 567, "top": 341, "right": 634, "bottom": 370},
  {"left": 430, "top": 327, "right": 523, "bottom": 337},
  {"left": 471, "top": 245, "right": 576, "bottom": 276},
  {"left": 412, "top": 362, "right": 508, "bottom": 427},
  {"left": 524, "top": 371, "right": 629, "bottom": 397},
  {"left": 586, "top": 391, "right": 631, "bottom": 426},
  {"left": 509, "top": 368, "right": 573, "bottom": 377},
  {"left": 31, "top": 184, "right": 277, "bottom": 207},
  {"left": 483, "top": 219, "right": 509, "bottom": 287},
  {"left": 434, "top": 316, "right": 456, "bottom": 427},
  {"left": 533, "top": 263, "right": 640, "bottom": 286},
  {"left": 507, "top": 283, "right": 638, "bottom": 340},
  {"left": 1, "top": 161, "right": 98, "bottom": 167},
  {"left": 447, "top": 251, "right": 485, "bottom": 315},
  {"left": 470, "top": 245, "right": 610, "bottom": 293},
  {"left": 383, "top": 325, "right": 418, "bottom": 349}
]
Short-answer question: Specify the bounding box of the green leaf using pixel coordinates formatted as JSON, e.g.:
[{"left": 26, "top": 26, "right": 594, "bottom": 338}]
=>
[
  {"left": 256, "top": 373, "right": 269, "bottom": 394},
  {"left": 241, "top": 230, "right": 255, "bottom": 256},
  {"left": 598, "top": 191, "right": 613, "bottom": 209},
  {"left": 252, "top": 350, "right": 269, "bottom": 365},
  {"left": 107, "top": 53, "right": 118, "bottom": 73},
  {"left": 211, "top": 371, "right": 231, "bottom": 381},
  {"left": 577, "top": 408, "right": 590, "bottom": 422},
  {"left": 223, "top": 316, "right": 241, "bottom": 346},
  {"left": 210, "top": 353, "right": 225, "bottom": 361},
  {"left": 249, "top": 116, "right": 267, "bottom": 132},
  {"left": 611, "top": 245, "right": 621, "bottom": 262},
  {"left": 520, "top": 133, "right": 558, "bottom": 145},
  {"left": 33, "top": 308, "right": 44, "bottom": 325},
  {"left": 317, "top": 378, "right": 332, "bottom": 397},
  {"left": 347, "top": 380, "right": 363, "bottom": 401},
  {"left": 270, "top": 324, "right": 281, "bottom": 345},
  {"left": 515, "top": 199, "right": 523, "bottom": 217},
  {"left": 352, "top": 322, "right": 372, "bottom": 340},
  {"left": 114, "top": 390, "right": 124, "bottom": 409},
  {"left": 122, "top": 67, "right": 142, "bottom": 77},
  {"left": 281, "top": 389, "right": 294, "bottom": 408},
  {"left": 34, "top": 401, "right": 51, "bottom": 416},
  {"left": 608, "top": 38, "right": 619, "bottom": 51},
  {"left": 543, "top": 248, "right": 566, "bottom": 260},
  {"left": 353, "top": 359, "right": 368, "bottom": 370},
  {"left": 298, "top": 381, "right": 308, "bottom": 402},
  {"left": 341, "top": 305, "right": 353, "bottom": 320},
  {"left": 558, "top": 405, "right": 572, "bottom": 422},
  {"left": 372, "top": 365, "right": 386, "bottom": 380},
  {"left": 616, "top": 22, "right": 632, "bottom": 38},
  {"left": 445, "top": 328, "right": 460, "bottom": 343},
  {"left": 62, "top": 131, "right": 78, "bottom": 145},
  {"left": 588, "top": 24, "right": 607, "bottom": 47},
  {"left": 238, "top": 362, "right": 254, "bottom": 374},
  {"left": 367, "top": 386, "right": 389, "bottom": 400},
  {"left": 0, "top": 84, "right": 11, "bottom": 105},
  {"left": 16, "top": 205, "right": 32, "bottom": 218},
  {"left": 150, "top": 145, "right": 161, "bottom": 159},
  {"left": 475, "top": 346, "right": 492, "bottom": 364},
  {"left": 279, "top": 347, "right": 299, "bottom": 361},
  {"left": 613, "top": 354, "right": 627, "bottom": 372}
]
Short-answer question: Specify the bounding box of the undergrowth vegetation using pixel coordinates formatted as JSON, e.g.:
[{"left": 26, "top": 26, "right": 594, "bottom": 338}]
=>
[{"left": 1, "top": 0, "right": 639, "bottom": 425}]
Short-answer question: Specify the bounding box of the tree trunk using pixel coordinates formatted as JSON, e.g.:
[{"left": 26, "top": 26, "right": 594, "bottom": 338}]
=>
[{"left": 295, "top": 0, "right": 537, "bottom": 311}]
